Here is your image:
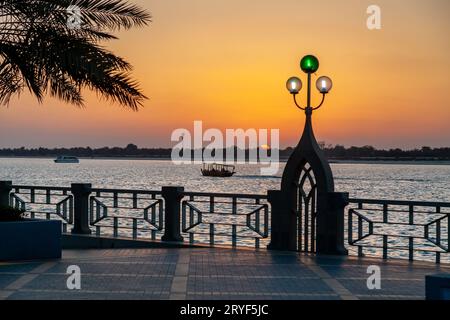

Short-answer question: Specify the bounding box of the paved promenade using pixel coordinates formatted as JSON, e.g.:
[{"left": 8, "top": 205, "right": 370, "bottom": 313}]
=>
[{"left": 0, "top": 248, "right": 448, "bottom": 300}]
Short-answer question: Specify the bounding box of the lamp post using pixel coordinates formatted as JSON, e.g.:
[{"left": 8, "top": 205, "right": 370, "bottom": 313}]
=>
[
  {"left": 286, "top": 55, "right": 333, "bottom": 112},
  {"left": 268, "top": 55, "right": 347, "bottom": 255}
]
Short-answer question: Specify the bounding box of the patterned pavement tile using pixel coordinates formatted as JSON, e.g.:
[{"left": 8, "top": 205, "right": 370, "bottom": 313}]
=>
[
  {"left": 44, "top": 261, "right": 176, "bottom": 276},
  {"left": 339, "top": 278, "right": 424, "bottom": 297},
  {"left": 0, "top": 263, "right": 41, "bottom": 274},
  {"left": 0, "top": 274, "right": 23, "bottom": 289},
  {"left": 8, "top": 289, "right": 170, "bottom": 300},
  {"left": 189, "top": 264, "right": 317, "bottom": 278},
  {"left": 186, "top": 292, "right": 340, "bottom": 300},
  {"left": 0, "top": 248, "right": 446, "bottom": 300},
  {"left": 187, "top": 277, "right": 332, "bottom": 294},
  {"left": 22, "top": 274, "right": 173, "bottom": 292}
]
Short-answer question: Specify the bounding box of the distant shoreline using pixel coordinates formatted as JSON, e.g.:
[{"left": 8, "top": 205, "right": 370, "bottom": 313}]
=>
[
  {"left": 1, "top": 156, "right": 450, "bottom": 165},
  {"left": 2, "top": 145, "right": 449, "bottom": 163},
  {"left": 0, "top": 156, "right": 175, "bottom": 161},
  {"left": 329, "top": 159, "right": 450, "bottom": 165}
]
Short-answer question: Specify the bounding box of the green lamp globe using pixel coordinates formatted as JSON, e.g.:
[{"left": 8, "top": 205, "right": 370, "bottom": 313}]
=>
[{"left": 300, "top": 55, "right": 319, "bottom": 73}]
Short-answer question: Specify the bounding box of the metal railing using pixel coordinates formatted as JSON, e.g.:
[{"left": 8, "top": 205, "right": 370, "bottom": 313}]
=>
[
  {"left": 90, "top": 188, "right": 164, "bottom": 240},
  {"left": 4, "top": 182, "right": 450, "bottom": 263},
  {"left": 181, "top": 192, "right": 269, "bottom": 249},
  {"left": 348, "top": 198, "right": 450, "bottom": 263},
  {"left": 9, "top": 185, "right": 73, "bottom": 233},
  {"left": 5, "top": 183, "right": 269, "bottom": 249}
]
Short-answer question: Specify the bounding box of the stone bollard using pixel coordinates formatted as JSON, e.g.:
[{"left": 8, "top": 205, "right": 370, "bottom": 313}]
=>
[
  {"left": 267, "top": 190, "right": 297, "bottom": 251},
  {"left": 161, "top": 186, "right": 184, "bottom": 242},
  {"left": 0, "top": 181, "right": 13, "bottom": 208},
  {"left": 71, "top": 183, "right": 92, "bottom": 235},
  {"left": 316, "top": 192, "right": 349, "bottom": 255}
]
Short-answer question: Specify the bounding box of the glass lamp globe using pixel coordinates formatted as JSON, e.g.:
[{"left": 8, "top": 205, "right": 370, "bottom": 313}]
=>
[
  {"left": 316, "top": 76, "right": 333, "bottom": 94},
  {"left": 286, "top": 77, "right": 302, "bottom": 94},
  {"left": 300, "top": 55, "right": 319, "bottom": 73}
]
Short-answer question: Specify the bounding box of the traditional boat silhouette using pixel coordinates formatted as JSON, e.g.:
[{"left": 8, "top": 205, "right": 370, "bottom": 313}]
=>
[{"left": 201, "top": 163, "right": 236, "bottom": 177}]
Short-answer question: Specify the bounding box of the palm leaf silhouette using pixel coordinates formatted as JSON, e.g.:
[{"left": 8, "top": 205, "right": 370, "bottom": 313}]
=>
[{"left": 0, "top": 0, "right": 151, "bottom": 109}]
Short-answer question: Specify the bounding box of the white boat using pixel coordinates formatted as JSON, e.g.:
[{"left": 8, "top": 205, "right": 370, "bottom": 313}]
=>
[{"left": 54, "top": 156, "right": 79, "bottom": 163}]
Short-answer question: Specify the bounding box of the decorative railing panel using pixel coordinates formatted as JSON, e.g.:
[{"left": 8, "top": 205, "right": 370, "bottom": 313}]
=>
[
  {"left": 9, "top": 185, "right": 73, "bottom": 232},
  {"left": 90, "top": 188, "right": 164, "bottom": 240},
  {"left": 181, "top": 192, "right": 269, "bottom": 249},
  {"left": 347, "top": 199, "right": 450, "bottom": 263}
]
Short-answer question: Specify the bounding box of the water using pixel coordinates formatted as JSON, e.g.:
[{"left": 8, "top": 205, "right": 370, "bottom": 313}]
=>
[
  {"left": 1, "top": 158, "right": 450, "bottom": 201},
  {"left": 1, "top": 158, "right": 449, "bottom": 262}
]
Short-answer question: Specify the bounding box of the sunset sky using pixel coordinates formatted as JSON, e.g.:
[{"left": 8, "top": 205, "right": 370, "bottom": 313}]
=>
[{"left": 0, "top": 0, "right": 449, "bottom": 149}]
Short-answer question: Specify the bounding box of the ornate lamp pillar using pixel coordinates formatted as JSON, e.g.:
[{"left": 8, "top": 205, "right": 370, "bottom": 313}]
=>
[{"left": 268, "top": 55, "right": 348, "bottom": 255}]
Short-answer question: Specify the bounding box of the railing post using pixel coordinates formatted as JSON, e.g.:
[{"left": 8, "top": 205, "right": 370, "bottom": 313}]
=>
[
  {"left": 267, "top": 189, "right": 296, "bottom": 251},
  {"left": 0, "top": 181, "right": 12, "bottom": 207},
  {"left": 161, "top": 186, "right": 184, "bottom": 242},
  {"left": 316, "top": 192, "right": 349, "bottom": 255},
  {"left": 71, "top": 183, "right": 92, "bottom": 235}
]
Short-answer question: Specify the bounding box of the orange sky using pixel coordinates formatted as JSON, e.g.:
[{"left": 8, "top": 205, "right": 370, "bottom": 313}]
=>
[{"left": 0, "top": 0, "right": 449, "bottom": 148}]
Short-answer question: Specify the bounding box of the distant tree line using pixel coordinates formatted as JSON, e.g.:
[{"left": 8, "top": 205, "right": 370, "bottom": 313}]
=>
[
  {"left": 0, "top": 143, "right": 449, "bottom": 160},
  {"left": 0, "top": 144, "right": 171, "bottom": 158},
  {"left": 319, "top": 145, "right": 450, "bottom": 160}
]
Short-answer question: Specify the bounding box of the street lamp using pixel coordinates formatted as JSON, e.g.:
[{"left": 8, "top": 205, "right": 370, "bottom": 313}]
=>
[
  {"left": 271, "top": 55, "right": 346, "bottom": 255},
  {"left": 286, "top": 55, "right": 333, "bottom": 111}
]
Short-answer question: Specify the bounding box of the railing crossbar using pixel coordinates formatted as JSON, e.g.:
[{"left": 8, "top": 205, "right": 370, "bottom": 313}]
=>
[
  {"left": 93, "top": 225, "right": 158, "bottom": 232},
  {"left": 349, "top": 198, "right": 450, "bottom": 208},
  {"left": 351, "top": 243, "right": 447, "bottom": 253},
  {"left": 185, "top": 230, "right": 264, "bottom": 239}
]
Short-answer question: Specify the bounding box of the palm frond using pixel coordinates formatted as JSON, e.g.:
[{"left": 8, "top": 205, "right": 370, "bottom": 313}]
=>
[
  {"left": 0, "top": 0, "right": 150, "bottom": 109},
  {"left": 34, "top": 0, "right": 151, "bottom": 31},
  {"left": 0, "top": 57, "right": 23, "bottom": 105}
]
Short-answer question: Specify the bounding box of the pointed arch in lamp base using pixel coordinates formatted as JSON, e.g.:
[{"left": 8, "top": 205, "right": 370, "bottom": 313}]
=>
[{"left": 267, "top": 189, "right": 348, "bottom": 255}]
